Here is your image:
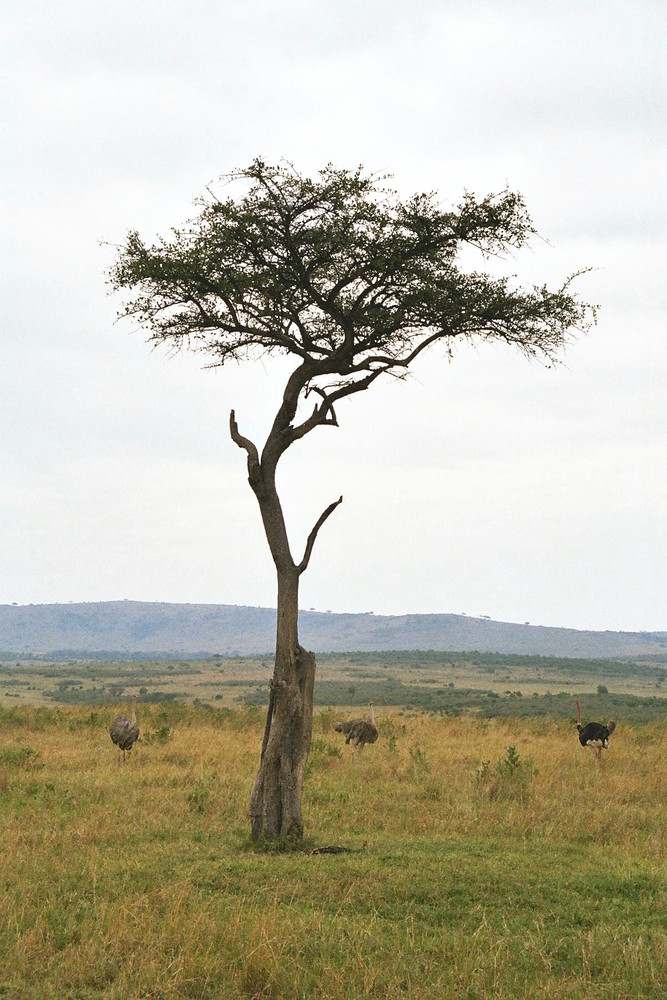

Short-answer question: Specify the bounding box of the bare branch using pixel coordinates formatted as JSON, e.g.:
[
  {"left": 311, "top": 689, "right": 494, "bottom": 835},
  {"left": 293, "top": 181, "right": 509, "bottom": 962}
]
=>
[
  {"left": 307, "top": 385, "right": 339, "bottom": 425},
  {"left": 297, "top": 496, "right": 343, "bottom": 575},
  {"left": 314, "top": 365, "right": 396, "bottom": 408},
  {"left": 229, "top": 410, "right": 264, "bottom": 497},
  {"left": 286, "top": 392, "right": 339, "bottom": 444},
  {"left": 229, "top": 409, "right": 259, "bottom": 462},
  {"left": 285, "top": 404, "right": 329, "bottom": 444}
]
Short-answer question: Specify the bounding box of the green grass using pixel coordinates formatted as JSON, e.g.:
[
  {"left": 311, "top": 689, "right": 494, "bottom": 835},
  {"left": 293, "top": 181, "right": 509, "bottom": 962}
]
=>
[{"left": 0, "top": 704, "right": 665, "bottom": 998}]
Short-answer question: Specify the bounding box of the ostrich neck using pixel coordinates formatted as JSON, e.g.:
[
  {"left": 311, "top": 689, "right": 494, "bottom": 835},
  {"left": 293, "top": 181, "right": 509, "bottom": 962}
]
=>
[{"left": 369, "top": 705, "right": 375, "bottom": 727}]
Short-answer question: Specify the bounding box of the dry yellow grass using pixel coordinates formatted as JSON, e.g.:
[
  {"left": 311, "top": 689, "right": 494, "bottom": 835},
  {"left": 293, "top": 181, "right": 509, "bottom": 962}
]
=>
[{"left": 0, "top": 704, "right": 665, "bottom": 998}]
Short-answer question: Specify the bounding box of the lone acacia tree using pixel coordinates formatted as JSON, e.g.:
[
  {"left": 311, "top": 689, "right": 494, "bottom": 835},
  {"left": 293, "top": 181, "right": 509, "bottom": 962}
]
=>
[{"left": 110, "top": 160, "right": 593, "bottom": 843}]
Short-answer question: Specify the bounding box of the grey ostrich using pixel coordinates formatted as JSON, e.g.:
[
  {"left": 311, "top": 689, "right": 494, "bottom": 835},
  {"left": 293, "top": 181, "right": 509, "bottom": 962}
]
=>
[
  {"left": 333, "top": 701, "right": 379, "bottom": 755},
  {"left": 109, "top": 695, "right": 140, "bottom": 762},
  {"left": 575, "top": 698, "right": 616, "bottom": 769}
]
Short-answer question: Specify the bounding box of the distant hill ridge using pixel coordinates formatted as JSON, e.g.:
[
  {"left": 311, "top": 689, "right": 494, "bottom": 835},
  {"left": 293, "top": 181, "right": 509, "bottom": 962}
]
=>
[{"left": 1, "top": 601, "right": 665, "bottom": 658}]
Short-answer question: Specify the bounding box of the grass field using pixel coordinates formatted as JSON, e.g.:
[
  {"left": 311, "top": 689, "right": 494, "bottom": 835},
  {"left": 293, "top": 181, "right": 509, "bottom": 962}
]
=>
[{"left": 0, "top": 702, "right": 665, "bottom": 999}]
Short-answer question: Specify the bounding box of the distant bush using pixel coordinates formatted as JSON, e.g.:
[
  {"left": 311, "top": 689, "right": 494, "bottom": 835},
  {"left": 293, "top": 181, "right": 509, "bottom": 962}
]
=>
[
  {"left": 306, "top": 738, "right": 342, "bottom": 775},
  {"left": 409, "top": 744, "right": 431, "bottom": 776},
  {"left": 243, "top": 678, "right": 667, "bottom": 723},
  {"left": 187, "top": 780, "right": 211, "bottom": 814},
  {"left": 316, "top": 650, "right": 667, "bottom": 683},
  {"left": 477, "top": 745, "right": 536, "bottom": 802},
  {"left": 141, "top": 725, "right": 173, "bottom": 746},
  {"left": 0, "top": 745, "right": 42, "bottom": 768},
  {"left": 67, "top": 711, "right": 107, "bottom": 732}
]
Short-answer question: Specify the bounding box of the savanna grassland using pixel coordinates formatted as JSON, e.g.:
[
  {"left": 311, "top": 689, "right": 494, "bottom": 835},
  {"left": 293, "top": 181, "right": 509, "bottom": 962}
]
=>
[
  {"left": 0, "top": 700, "right": 665, "bottom": 1000},
  {"left": 2, "top": 650, "right": 666, "bottom": 714}
]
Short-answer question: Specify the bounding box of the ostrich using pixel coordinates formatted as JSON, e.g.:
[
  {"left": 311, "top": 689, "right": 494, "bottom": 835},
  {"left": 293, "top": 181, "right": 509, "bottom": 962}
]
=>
[
  {"left": 333, "top": 702, "right": 379, "bottom": 755},
  {"left": 109, "top": 695, "right": 140, "bottom": 762},
  {"left": 575, "top": 698, "right": 616, "bottom": 769}
]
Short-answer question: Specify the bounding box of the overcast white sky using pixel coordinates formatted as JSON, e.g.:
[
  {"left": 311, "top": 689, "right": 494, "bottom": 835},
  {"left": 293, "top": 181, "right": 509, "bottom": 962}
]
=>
[{"left": 2, "top": 0, "right": 665, "bottom": 631}]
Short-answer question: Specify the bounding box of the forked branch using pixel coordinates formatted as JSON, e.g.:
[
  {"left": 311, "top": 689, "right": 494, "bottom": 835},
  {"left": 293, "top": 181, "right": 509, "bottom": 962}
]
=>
[{"left": 288, "top": 397, "right": 338, "bottom": 444}]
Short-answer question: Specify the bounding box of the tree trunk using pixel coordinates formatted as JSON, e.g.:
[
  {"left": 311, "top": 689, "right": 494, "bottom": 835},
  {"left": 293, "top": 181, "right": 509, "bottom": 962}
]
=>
[
  {"left": 229, "top": 400, "right": 339, "bottom": 844},
  {"left": 249, "top": 566, "right": 316, "bottom": 842}
]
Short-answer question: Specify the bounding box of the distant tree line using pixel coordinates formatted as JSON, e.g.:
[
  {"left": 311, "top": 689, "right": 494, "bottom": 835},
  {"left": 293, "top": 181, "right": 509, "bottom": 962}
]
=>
[
  {"left": 244, "top": 680, "right": 667, "bottom": 723},
  {"left": 317, "top": 650, "right": 667, "bottom": 680}
]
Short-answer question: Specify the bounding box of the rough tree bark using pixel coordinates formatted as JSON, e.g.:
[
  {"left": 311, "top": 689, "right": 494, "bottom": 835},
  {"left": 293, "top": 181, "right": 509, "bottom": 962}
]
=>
[
  {"left": 248, "top": 569, "right": 315, "bottom": 842},
  {"left": 229, "top": 363, "right": 343, "bottom": 842}
]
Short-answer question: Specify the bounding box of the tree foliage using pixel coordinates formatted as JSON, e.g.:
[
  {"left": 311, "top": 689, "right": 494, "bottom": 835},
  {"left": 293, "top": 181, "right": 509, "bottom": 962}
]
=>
[{"left": 110, "top": 159, "right": 594, "bottom": 426}]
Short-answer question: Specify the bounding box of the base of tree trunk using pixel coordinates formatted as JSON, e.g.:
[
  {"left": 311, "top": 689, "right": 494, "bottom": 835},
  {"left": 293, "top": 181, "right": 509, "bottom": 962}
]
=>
[{"left": 249, "top": 645, "right": 316, "bottom": 843}]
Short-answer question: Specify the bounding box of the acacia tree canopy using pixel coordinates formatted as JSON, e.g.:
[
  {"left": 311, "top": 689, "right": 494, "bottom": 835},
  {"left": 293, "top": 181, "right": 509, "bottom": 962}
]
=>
[
  {"left": 110, "top": 160, "right": 594, "bottom": 842},
  {"left": 111, "top": 159, "right": 593, "bottom": 429}
]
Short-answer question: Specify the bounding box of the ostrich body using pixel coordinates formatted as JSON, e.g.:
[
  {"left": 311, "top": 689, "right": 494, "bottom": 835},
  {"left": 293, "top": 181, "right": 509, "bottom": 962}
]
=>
[
  {"left": 333, "top": 702, "right": 378, "bottom": 755},
  {"left": 109, "top": 695, "right": 139, "bottom": 762},
  {"left": 575, "top": 699, "right": 615, "bottom": 768}
]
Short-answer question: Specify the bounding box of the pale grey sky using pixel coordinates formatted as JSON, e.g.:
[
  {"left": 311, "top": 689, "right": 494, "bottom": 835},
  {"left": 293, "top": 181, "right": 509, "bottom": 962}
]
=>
[{"left": 1, "top": 0, "right": 665, "bottom": 631}]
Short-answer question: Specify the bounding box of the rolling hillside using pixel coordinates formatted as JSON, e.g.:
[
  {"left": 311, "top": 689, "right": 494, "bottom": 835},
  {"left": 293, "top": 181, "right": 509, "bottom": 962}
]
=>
[{"left": 1, "top": 600, "right": 665, "bottom": 658}]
